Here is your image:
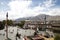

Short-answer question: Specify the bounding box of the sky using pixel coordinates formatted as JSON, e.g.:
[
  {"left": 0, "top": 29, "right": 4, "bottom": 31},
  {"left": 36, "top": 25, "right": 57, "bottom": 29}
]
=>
[{"left": 0, "top": 0, "right": 60, "bottom": 20}]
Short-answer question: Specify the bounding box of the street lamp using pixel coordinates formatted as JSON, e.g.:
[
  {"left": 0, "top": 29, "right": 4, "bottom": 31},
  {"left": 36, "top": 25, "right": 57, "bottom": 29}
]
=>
[{"left": 5, "top": 12, "right": 8, "bottom": 40}]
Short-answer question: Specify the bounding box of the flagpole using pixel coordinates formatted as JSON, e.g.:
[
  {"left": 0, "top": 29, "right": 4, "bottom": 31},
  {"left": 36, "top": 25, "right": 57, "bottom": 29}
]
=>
[{"left": 5, "top": 12, "right": 8, "bottom": 40}]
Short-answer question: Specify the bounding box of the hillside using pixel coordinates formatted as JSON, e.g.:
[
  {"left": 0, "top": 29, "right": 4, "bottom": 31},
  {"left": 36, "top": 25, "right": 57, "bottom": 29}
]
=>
[{"left": 15, "top": 14, "right": 60, "bottom": 22}]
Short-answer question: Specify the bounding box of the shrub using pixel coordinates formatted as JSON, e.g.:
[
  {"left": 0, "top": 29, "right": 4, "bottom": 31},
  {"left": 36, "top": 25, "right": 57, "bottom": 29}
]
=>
[{"left": 54, "top": 35, "right": 60, "bottom": 40}]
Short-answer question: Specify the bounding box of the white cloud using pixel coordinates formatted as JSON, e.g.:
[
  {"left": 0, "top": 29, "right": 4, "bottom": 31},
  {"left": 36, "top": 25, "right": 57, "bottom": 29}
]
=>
[
  {"left": 7, "top": 0, "right": 57, "bottom": 20},
  {"left": 0, "top": 11, "right": 6, "bottom": 20},
  {"left": 0, "top": 2, "right": 4, "bottom": 5},
  {"left": 0, "top": 0, "right": 59, "bottom": 20},
  {"left": 11, "top": 0, "right": 32, "bottom": 1},
  {"left": 8, "top": 0, "right": 32, "bottom": 19},
  {"left": 46, "top": 8, "right": 60, "bottom": 16},
  {"left": 43, "top": 0, "right": 55, "bottom": 8}
]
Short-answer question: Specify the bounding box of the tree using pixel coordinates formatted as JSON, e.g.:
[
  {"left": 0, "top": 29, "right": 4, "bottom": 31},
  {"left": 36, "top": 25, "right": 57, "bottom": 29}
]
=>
[
  {"left": 54, "top": 35, "right": 60, "bottom": 40},
  {"left": 0, "top": 21, "right": 5, "bottom": 30},
  {"left": 18, "top": 21, "right": 25, "bottom": 28},
  {"left": 2, "top": 20, "right": 13, "bottom": 26},
  {"left": 7, "top": 20, "right": 13, "bottom": 26},
  {"left": 2, "top": 20, "right": 6, "bottom": 26}
]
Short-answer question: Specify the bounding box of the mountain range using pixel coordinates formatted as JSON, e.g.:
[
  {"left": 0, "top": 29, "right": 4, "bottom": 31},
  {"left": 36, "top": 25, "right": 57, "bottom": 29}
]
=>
[{"left": 15, "top": 14, "right": 60, "bottom": 22}]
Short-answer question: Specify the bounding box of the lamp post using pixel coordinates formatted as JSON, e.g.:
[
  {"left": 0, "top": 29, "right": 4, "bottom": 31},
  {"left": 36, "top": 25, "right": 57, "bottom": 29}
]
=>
[
  {"left": 44, "top": 15, "right": 46, "bottom": 24},
  {"left": 5, "top": 12, "right": 8, "bottom": 40},
  {"left": 44, "top": 15, "right": 47, "bottom": 31},
  {"left": 43, "top": 15, "right": 46, "bottom": 31}
]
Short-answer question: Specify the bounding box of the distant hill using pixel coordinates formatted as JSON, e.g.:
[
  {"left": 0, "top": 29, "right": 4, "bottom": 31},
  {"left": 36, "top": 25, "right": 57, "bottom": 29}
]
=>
[
  {"left": 15, "top": 14, "right": 49, "bottom": 21},
  {"left": 15, "top": 14, "right": 60, "bottom": 22}
]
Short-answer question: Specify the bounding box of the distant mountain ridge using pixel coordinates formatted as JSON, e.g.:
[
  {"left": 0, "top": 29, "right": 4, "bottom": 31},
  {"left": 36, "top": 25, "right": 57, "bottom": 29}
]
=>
[{"left": 15, "top": 14, "right": 60, "bottom": 22}]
